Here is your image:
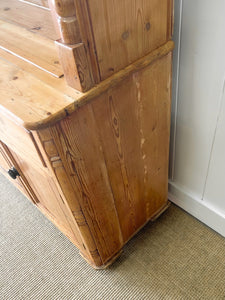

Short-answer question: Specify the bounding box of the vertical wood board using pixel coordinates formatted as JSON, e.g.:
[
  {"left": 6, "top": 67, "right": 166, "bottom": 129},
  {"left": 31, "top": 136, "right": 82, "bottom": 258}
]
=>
[{"left": 87, "top": 0, "right": 171, "bottom": 80}]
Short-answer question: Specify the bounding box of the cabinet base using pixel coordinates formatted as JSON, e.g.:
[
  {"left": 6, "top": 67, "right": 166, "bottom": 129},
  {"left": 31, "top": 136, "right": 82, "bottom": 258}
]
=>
[
  {"left": 79, "top": 201, "right": 171, "bottom": 269},
  {"left": 79, "top": 249, "right": 123, "bottom": 270}
]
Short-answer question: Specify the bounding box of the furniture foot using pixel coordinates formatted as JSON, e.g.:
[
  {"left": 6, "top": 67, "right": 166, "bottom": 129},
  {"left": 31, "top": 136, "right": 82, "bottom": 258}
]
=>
[{"left": 79, "top": 249, "right": 123, "bottom": 269}]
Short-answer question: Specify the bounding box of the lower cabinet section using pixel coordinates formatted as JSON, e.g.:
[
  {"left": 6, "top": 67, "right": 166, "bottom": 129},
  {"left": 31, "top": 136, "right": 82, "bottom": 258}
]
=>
[
  {"left": 0, "top": 51, "right": 172, "bottom": 268},
  {"left": 0, "top": 140, "right": 85, "bottom": 254}
]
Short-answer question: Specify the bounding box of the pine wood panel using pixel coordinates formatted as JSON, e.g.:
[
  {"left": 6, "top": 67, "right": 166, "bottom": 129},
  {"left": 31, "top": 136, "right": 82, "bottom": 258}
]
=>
[
  {"left": 36, "top": 128, "right": 103, "bottom": 267},
  {"left": 0, "top": 21, "right": 63, "bottom": 77},
  {"left": 87, "top": 0, "right": 172, "bottom": 80},
  {"left": 0, "top": 0, "right": 57, "bottom": 40},
  {"left": 51, "top": 112, "right": 124, "bottom": 263}
]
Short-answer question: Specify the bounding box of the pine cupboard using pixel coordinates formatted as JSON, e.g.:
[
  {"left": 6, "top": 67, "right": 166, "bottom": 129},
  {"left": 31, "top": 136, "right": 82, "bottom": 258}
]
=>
[{"left": 0, "top": 0, "right": 174, "bottom": 268}]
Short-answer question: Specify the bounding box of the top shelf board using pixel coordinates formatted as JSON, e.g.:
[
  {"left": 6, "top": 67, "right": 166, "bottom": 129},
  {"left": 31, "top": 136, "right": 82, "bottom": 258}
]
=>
[
  {"left": 0, "top": 0, "right": 57, "bottom": 40},
  {"left": 0, "top": 20, "right": 63, "bottom": 78}
]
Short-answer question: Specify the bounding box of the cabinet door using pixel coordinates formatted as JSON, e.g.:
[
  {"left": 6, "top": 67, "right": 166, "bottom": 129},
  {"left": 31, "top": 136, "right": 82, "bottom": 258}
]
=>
[
  {"left": 0, "top": 139, "right": 81, "bottom": 245},
  {"left": 8, "top": 145, "right": 81, "bottom": 245},
  {"left": 0, "top": 141, "right": 38, "bottom": 203}
]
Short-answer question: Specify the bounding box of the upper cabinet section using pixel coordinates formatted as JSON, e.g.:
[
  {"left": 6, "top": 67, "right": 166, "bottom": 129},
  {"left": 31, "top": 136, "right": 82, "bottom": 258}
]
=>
[
  {"left": 87, "top": 0, "right": 174, "bottom": 80},
  {"left": 49, "top": 0, "right": 173, "bottom": 91},
  {"left": 0, "top": 0, "right": 173, "bottom": 92}
]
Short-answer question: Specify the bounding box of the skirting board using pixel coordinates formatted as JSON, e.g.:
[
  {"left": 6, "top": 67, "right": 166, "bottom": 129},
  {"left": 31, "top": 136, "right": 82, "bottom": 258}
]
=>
[{"left": 168, "top": 181, "right": 225, "bottom": 237}]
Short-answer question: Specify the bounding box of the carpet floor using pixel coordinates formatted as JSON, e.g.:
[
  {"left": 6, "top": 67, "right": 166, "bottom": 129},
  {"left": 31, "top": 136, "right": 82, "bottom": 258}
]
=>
[{"left": 0, "top": 172, "right": 225, "bottom": 300}]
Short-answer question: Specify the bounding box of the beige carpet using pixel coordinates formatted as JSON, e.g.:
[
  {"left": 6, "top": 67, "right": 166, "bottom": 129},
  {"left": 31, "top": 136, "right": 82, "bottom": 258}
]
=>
[{"left": 0, "top": 172, "right": 225, "bottom": 300}]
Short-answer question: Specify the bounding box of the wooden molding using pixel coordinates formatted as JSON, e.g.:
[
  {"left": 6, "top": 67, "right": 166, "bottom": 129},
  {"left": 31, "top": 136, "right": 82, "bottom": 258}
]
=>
[
  {"left": 48, "top": 0, "right": 81, "bottom": 44},
  {"left": 56, "top": 40, "right": 94, "bottom": 92},
  {"left": 48, "top": 0, "right": 95, "bottom": 91}
]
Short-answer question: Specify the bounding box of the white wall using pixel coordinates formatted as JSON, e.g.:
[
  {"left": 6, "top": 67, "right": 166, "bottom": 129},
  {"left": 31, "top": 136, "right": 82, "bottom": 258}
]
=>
[{"left": 169, "top": 0, "right": 225, "bottom": 237}]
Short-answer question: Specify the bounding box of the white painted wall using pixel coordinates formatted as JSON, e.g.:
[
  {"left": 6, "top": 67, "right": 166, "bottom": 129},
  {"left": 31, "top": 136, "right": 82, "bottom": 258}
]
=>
[{"left": 169, "top": 0, "right": 225, "bottom": 237}]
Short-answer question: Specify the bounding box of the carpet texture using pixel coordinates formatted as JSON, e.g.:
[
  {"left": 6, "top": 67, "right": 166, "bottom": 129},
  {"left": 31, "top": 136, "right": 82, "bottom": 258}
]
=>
[{"left": 0, "top": 172, "right": 225, "bottom": 300}]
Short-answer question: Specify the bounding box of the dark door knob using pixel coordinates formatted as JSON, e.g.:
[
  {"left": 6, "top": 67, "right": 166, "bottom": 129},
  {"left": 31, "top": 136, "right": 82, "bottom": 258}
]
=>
[{"left": 8, "top": 167, "right": 20, "bottom": 179}]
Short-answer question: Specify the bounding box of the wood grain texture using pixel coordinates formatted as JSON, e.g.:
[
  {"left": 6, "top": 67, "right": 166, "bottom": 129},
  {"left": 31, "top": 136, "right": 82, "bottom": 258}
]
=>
[
  {"left": 0, "top": 0, "right": 57, "bottom": 40},
  {"left": 87, "top": 0, "right": 172, "bottom": 80},
  {"left": 36, "top": 53, "right": 172, "bottom": 267},
  {"left": 48, "top": 0, "right": 95, "bottom": 91},
  {"left": 56, "top": 42, "right": 94, "bottom": 91},
  {"left": 0, "top": 20, "right": 63, "bottom": 78},
  {"left": 73, "top": 0, "right": 101, "bottom": 84},
  {"left": 19, "top": 0, "right": 49, "bottom": 9},
  {"left": 36, "top": 128, "right": 103, "bottom": 266},
  {"left": 48, "top": 0, "right": 173, "bottom": 90},
  {"left": 0, "top": 57, "right": 75, "bottom": 128},
  {"left": 0, "top": 41, "right": 173, "bottom": 130},
  {"left": 0, "top": 48, "right": 82, "bottom": 98}
]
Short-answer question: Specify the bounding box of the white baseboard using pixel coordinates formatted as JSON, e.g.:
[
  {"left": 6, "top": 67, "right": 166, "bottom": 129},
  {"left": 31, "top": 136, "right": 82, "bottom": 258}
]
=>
[{"left": 168, "top": 181, "right": 225, "bottom": 237}]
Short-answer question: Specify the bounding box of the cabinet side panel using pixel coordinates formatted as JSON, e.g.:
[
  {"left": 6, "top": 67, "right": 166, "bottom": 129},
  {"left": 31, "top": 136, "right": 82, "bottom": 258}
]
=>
[
  {"left": 45, "top": 53, "right": 172, "bottom": 264},
  {"left": 91, "top": 53, "right": 172, "bottom": 241}
]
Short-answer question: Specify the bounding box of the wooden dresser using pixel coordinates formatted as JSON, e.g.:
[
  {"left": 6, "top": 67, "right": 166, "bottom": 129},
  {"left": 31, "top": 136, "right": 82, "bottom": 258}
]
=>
[{"left": 0, "top": 0, "right": 174, "bottom": 268}]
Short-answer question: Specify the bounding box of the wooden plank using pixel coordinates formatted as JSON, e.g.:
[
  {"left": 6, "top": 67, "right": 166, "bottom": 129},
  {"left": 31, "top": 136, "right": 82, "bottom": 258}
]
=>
[
  {"left": 37, "top": 128, "right": 103, "bottom": 267},
  {"left": 87, "top": 0, "right": 172, "bottom": 80},
  {"left": 0, "top": 21, "right": 63, "bottom": 77},
  {"left": 74, "top": 0, "right": 101, "bottom": 84},
  {"left": 0, "top": 48, "right": 82, "bottom": 98},
  {"left": 0, "top": 58, "right": 73, "bottom": 126},
  {"left": 50, "top": 108, "right": 124, "bottom": 263},
  {"left": 0, "top": 0, "right": 57, "bottom": 40},
  {"left": 19, "top": 0, "right": 49, "bottom": 9}
]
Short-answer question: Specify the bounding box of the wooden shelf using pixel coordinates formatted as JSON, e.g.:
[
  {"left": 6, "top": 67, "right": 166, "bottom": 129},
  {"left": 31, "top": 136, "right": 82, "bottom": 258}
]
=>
[
  {"left": 0, "top": 20, "right": 63, "bottom": 78},
  {"left": 0, "top": 56, "right": 74, "bottom": 126},
  {"left": 0, "top": 0, "right": 57, "bottom": 40}
]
